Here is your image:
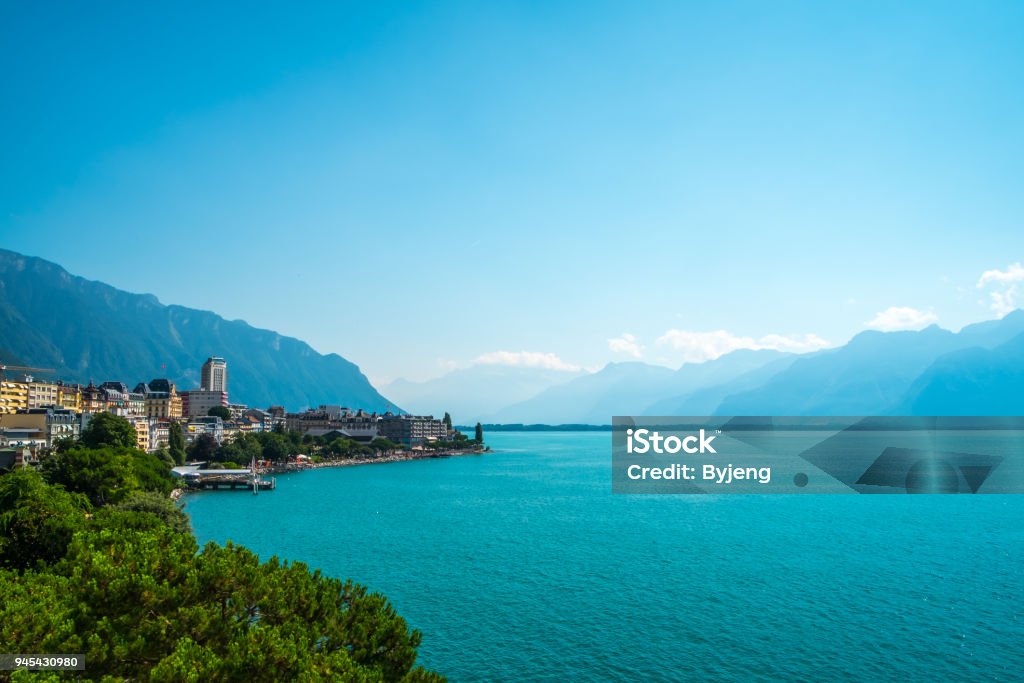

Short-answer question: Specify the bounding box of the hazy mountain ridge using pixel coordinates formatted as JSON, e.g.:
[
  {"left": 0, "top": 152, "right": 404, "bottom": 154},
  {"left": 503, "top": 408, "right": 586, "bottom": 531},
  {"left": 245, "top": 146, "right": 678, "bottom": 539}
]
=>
[
  {"left": 486, "top": 362, "right": 679, "bottom": 425},
  {"left": 421, "top": 313, "right": 1024, "bottom": 423},
  {"left": 383, "top": 364, "right": 586, "bottom": 423},
  {"left": 0, "top": 248, "right": 393, "bottom": 411},
  {"left": 645, "top": 354, "right": 800, "bottom": 415},
  {"left": 895, "top": 329, "right": 1024, "bottom": 415},
  {"left": 717, "top": 312, "right": 1024, "bottom": 416}
]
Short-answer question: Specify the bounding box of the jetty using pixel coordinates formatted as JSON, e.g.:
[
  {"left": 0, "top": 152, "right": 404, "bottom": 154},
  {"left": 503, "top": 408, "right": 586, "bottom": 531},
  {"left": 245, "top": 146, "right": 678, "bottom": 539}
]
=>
[{"left": 171, "top": 463, "right": 276, "bottom": 492}]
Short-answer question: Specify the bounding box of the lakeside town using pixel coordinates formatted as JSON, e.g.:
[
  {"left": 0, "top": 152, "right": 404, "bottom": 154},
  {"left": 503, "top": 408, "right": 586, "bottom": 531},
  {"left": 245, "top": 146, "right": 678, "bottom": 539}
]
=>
[{"left": 0, "top": 355, "right": 485, "bottom": 479}]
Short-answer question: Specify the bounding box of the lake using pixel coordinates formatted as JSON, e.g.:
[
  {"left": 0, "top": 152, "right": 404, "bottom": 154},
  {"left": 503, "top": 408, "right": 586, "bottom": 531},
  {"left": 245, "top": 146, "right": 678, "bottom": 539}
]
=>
[{"left": 186, "top": 431, "right": 1024, "bottom": 681}]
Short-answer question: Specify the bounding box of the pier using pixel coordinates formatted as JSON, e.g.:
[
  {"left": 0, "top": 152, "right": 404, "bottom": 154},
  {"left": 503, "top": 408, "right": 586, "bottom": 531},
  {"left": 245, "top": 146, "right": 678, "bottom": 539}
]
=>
[{"left": 172, "top": 465, "right": 276, "bottom": 492}]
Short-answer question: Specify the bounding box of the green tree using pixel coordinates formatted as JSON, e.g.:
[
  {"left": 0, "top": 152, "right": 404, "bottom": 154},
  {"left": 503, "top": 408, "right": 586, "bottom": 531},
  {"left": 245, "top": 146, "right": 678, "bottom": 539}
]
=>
[
  {"left": 371, "top": 437, "right": 400, "bottom": 454},
  {"left": 0, "top": 468, "right": 91, "bottom": 570},
  {"left": 256, "top": 432, "right": 293, "bottom": 461},
  {"left": 286, "top": 429, "right": 304, "bottom": 452},
  {"left": 207, "top": 405, "right": 231, "bottom": 420},
  {"left": 153, "top": 446, "right": 176, "bottom": 469},
  {"left": 110, "top": 490, "right": 190, "bottom": 534},
  {"left": 474, "top": 422, "right": 483, "bottom": 443},
  {"left": 443, "top": 412, "right": 452, "bottom": 430},
  {"left": 168, "top": 421, "right": 187, "bottom": 465},
  {"left": 216, "top": 432, "right": 262, "bottom": 464},
  {"left": 0, "top": 526, "right": 444, "bottom": 682},
  {"left": 129, "top": 450, "right": 175, "bottom": 495},
  {"left": 42, "top": 446, "right": 139, "bottom": 506},
  {"left": 327, "top": 437, "right": 359, "bottom": 458},
  {"left": 187, "top": 433, "right": 220, "bottom": 461},
  {"left": 81, "top": 412, "right": 137, "bottom": 449},
  {"left": 0, "top": 469, "right": 446, "bottom": 682}
]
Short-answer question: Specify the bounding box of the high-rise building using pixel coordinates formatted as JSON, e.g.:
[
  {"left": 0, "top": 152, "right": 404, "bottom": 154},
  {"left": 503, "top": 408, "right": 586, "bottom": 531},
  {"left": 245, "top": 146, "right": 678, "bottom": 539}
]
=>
[{"left": 200, "top": 357, "right": 228, "bottom": 393}]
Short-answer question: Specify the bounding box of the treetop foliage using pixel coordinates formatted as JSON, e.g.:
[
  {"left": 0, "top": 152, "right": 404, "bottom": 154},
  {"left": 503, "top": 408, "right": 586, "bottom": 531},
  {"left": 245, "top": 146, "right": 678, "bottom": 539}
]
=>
[
  {"left": 0, "top": 444, "right": 443, "bottom": 681},
  {"left": 80, "top": 411, "right": 137, "bottom": 450}
]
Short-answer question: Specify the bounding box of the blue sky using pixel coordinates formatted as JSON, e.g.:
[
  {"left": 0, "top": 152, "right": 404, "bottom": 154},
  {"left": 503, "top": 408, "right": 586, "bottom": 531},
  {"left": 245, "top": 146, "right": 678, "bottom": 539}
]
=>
[{"left": 2, "top": 1, "right": 1024, "bottom": 383}]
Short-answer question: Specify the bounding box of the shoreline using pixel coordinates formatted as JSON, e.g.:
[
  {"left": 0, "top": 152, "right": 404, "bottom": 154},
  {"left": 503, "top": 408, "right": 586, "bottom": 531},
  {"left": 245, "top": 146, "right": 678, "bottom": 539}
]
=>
[
  {"left": 304, "top": 448, "right": 486, "bottom": 470},
  {"left": 177, "top": 448, "right": 488, "bottom": 495}
]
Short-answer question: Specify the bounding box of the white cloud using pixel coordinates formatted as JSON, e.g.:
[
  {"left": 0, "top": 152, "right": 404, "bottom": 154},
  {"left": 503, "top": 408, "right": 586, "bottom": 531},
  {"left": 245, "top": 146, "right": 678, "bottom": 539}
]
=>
[
  {"left": 654, "top": 329, "right": 831, "bottom": 363},
  {"left": 977, "top": 263, "right": 1024, "bottom": 316},
  {"left": 865, "top": 306, "right": 938, "bottom": 331},
  {"left": 978, "top": 262, "right": 1024, "bottom": 286},
  {"left": 607, "top": 333, "right": 643, "bottom": 359},
  {"left": 472, "top": 350, "right": 581, "bottom": 372}
]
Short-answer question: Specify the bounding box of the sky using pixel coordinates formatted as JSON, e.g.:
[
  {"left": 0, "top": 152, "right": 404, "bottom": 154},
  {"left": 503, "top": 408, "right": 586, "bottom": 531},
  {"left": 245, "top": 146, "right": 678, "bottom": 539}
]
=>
[{"left": 2, "top": 1, "right": 1024, "bottom": 384}]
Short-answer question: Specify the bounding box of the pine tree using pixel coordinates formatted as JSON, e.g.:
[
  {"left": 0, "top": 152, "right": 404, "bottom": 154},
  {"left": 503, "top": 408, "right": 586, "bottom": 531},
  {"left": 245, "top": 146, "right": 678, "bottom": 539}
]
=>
[{"left": 168, "top": 422, "right": 186, "bottom": 466}]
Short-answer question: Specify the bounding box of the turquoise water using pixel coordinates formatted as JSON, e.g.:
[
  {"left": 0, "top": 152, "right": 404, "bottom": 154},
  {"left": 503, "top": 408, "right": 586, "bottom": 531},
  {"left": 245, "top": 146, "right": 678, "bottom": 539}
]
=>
[{"left": 186, "top": 432, "right": 1024, "bottom": 681}]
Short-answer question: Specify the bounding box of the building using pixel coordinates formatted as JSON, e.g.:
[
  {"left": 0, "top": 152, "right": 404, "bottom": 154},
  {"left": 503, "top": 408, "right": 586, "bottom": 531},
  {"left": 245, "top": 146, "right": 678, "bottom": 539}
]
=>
[
  {"left": 128, "top": 416, "right": 151, "bottom": 452},
  {"left": 379, "top": 414, "right": 449, "bottom": 447},
  {"left": 285, "top": 407, "right": 448, "bottom": 446},
  {"left": 149, "top": 421, "right": 171, "bottom": 451},
  {"left": 81, "top": 382, "right": 106, "bottom": 413},
  {"left": 99, "top": 382, "right": 145, "bottom": 417},
  {"left": 183, "top": 390, "right": 229, "bottom": 418},
  {"left": 25, "top": 378, "right": 60, "bottom": 409},
  {"left": 0, "top": 429, "right": 46, "bottom": 465},
  {"left": 134, "top": 379, "right": 183, "bottom": 419},
  {"left": 237, "top": 408, "right": 273, "bottom": 433},
  {"left": 286, "top": 406, "right": 381, "bottom": 442},
  {"left": 267, "top": 406, "right": 287, "bottom": 430},
  {"left": 57, "top": 383, "right": 83, "bottom": 413},
  {"left": 0, "top": 407, "right": 81, "bottom": 447},
  {"left": 201, "top": 356, "right": 228, "bottom": 393},
  {"left": 186, "top": 416, "right": 225, "bottom": 444},
  {"left": 0, "top": 379, "right": 28, "bottom": 415}
]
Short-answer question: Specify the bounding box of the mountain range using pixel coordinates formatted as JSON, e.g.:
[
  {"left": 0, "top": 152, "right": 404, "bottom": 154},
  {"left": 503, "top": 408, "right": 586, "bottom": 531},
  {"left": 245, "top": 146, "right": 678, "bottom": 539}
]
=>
[
  {"left": 382, "top": 365, "right": 586, "bottom": 422},
  {"left": 4, "top": 247, "right": 1022, "bottom": 422},
  {"left": 395, "top": 313, "right": 1024, "bottom": 423},
  {"left": 0, "top": 248, "right": 392, "bottom": 411}
]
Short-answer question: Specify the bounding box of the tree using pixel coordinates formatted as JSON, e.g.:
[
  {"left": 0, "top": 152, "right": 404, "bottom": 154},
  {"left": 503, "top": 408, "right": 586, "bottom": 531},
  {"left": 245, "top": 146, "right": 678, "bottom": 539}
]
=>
[
  {"left": 129, "top": 450, "right": 176, "bottom": 495},
  {"left": 443, "top": 412, "right": 452, "bottom": 430},
  {"left": 327, "top": 437, "right": 359, "bottom": 458},
  {"left": 207, "top": 405, "right": 231, "bottom": 420},
  {"left": 42, "top": 446, "right": 139, "bottom": 506},
  {"left": 168, "top": 421, "right": 186, "bottom": 465},
  {"left": 474, "top": 422, "right": 483, "bottom": 443},
  {"left": 187, "top": 433, "right": 219, "bottom": 462},
  {"left": 0, "top": 468, "right": 91, "bottom": 570},
  {"left": 0, "top": 525, "right": 445, "bottom": 682},
  {"left": 0, "top": 467, "right": 446, "bottom": 682},
  {"left": 110, "top": 490, "right": 190, "bottom": 535},
  {"left": 371, "top": 437, "right": 400, "bottom": 454},
  {"left": 259, "top": 432, "right": 292, "bottom": 461},
  {"left": 153, "top": 446, "right": 175, "bottom": 469},
  {"left": 215, "top": 432, "right": 261, "bottom": 464},
  {"left": 81, "top": 412, "right": 137, "bottom": 449},
  {"left": 285, "top": 429, "right": 304, "bottom": 452}
]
